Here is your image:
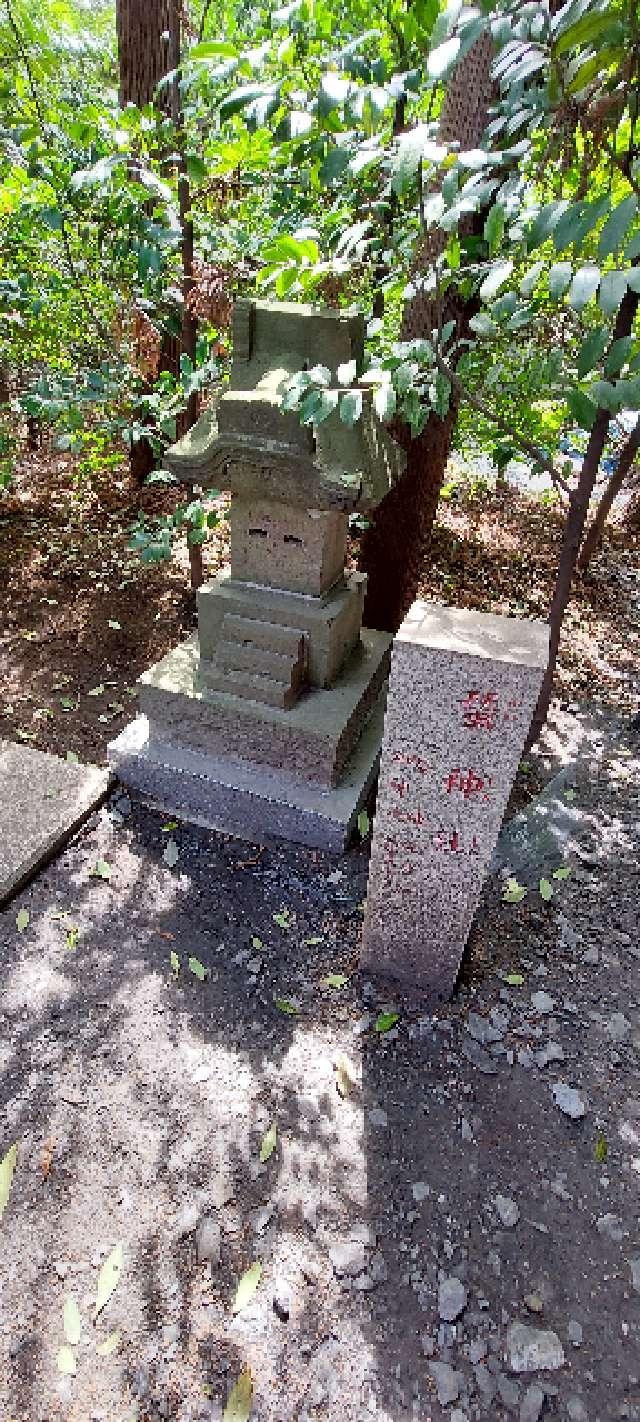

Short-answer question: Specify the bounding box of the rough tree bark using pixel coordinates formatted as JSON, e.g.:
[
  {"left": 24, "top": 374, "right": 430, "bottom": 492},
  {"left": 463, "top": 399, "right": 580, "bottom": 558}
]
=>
[
  {"left": 526, "top": 286, "right": 640, "bottom": 748},
  {"left": 577, "top": 416, "right": 640, "bottom": 572},
  {"left": 360, "top": 31, "right": 495, "bottom": 633}
]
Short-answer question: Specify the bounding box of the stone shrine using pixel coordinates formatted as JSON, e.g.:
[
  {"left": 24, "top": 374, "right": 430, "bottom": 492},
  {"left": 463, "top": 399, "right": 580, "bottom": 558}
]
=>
[
  {"left": 109, "top": 298, "right": 405, "bottom": 849},
  {"left": 361, "top": 601, "right": 549, "bottom": 996}
]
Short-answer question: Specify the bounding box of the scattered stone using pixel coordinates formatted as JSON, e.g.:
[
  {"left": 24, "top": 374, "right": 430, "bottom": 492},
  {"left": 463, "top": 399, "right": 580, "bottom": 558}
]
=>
[
  {"left": 466, "top": 1012, "right": 503, "bottom": 1045},
  {"left": 462, "top": 1040, "right": 499, "bottom": 1075},
  {"left": 368, "top": 1107, "right": 388, "bottom": 1128},
  {"left": 272, "top": 1276, "right": 293, "bottom": 1321},
  {"left": 438, "top": 1276, "right": 468, "bottom": 1322},
  {"left": 630, "top": 1257, "right": 640, "bottom": 1293},
  {"left": 250, "top": 1204, "right": 276, "bottom": 1235},
  {"left": 520, "top": 1383, "right": 545, "bottom": 1422},
  {"left": 596, "top": 1213, "right": 624, "bottom": 1243},
  {"left": 581, "top": 947, "right": 600, "bottom": 966},
  {"left": 450, "top": 1411, "right": 469, "bottom": 1422},
  {"left": 495, "top": 1195, "right": 520, "bottom": 1228},
  {"left": 535, "top": 1041, "right": 565, "bottom": 1068},
  {"left": 412, "top": 1182, "right": 430, "bottom": 1202},
  {"left": 524, "top": 1293, "right": 544, "bottom": 1314},
  {"left": 551, "top": 1082, "right": 586, "bottom": 1119},
  {"left": 428, "top": 1361, "right": 461, "bottom": 1406},
  {"left": 507, "top": 1322, "right": 565, "bottom": 1373},
  {"left": 498, "top": 1373, "right": 521, "bottom": 1409},
  {"left": 567, "top": 1397, "right": 588, "bottom": 1421},
  {"left": 469, "top": 1339, "right": 488, "bottom": 1364},
  {"left": 196, "top": 1215, "right": 221, "bottom": 1266},
  {"left": 329, "top": 1240, "right": 366, "bottom": 1278},
  {"left": 531, "top": 991, "right": 555, "bottom": 1015},
  {"left": 568, "top": 1320, "right": 583, "bottom": 1346},
  {"left": 605, "top": 1012, "right": 631, "bottom": 1043}
]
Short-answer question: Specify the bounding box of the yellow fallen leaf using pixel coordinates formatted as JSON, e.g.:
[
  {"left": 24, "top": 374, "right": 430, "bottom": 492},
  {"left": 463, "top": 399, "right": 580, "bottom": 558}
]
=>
[
  {"left": 223, "top": 1366, "right": 253, "bottom": 1421},
  {"left": 232, "top": 1261, "right": 262, "bottom": 1315}
]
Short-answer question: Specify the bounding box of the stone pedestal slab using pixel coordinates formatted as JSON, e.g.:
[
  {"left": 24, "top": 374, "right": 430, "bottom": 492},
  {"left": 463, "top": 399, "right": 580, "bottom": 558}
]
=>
[
  {"left": 361, "top": 602, "right": 549, "bottom": 997},
  {"left": 0, "top": 740, "right": 111, "bottom": 903},
  {"left": 108, "top": 696, "right": 385, "bottom": 852}
]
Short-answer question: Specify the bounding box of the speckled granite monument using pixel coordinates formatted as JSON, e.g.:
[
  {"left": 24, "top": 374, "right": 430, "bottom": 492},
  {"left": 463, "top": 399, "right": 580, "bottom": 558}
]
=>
[
  {"left": 361, "top": 601, "right": 549, "bottom": 996},
  {"left": 109, "top": 298, "right": 405, "bottom": 849}
]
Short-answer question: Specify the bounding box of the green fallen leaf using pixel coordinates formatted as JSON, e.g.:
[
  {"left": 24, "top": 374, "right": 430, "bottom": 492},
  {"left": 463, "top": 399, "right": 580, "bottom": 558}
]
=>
[
  {"left": 273, "top": 909, "right": 293, "bottom": 930},
  {"left": 16, "top": 909, "right": 29, "bottom": 933},
  {"left": 170, "top": 951, "right": 180, "bottom": 978},
  {"left": 552, "top": 866, "right": 572, "bottom": 881},
  {"left": 107, "top": 619, "right": 121, "bottom": 631},
  {"left": 163, "top": 839, "right": 180, "bottom": 869},
  {"left": 251, "top": 936, "right": 263, "bottom": 951},
  {"left": 375, "top": 1011, "right": 399, "bottom": 1034},
  {"left": 223, "top": 1366, "right": 253, "bottom": 1422},
  {"left": 63, "top": 1296, "right": 82, "bottom": 1346},
  {"left": 93, "top": 1244, "right": 123, "bottom": 1320},
  {"left": 594, "top": 1133, "right": 608, "bottom": 1163},
  {"left": 564, "top": 788, "right": 576, "bottom": 802},
  {"left": 91, "top": 860, "right": 112, "bottom": 881},
  {"left": 57, "top": 1345, "right": 76, "bottom": 1376},
  {"left": 66, "top": 750, "right": 79, "bottom": 764},
  {"left": 505, "top": 972, "right": 524, "bottom": 987},
  {"left": 303, "top": 936, "right": 324, "bottom": 946},
  {"left": 539, "top": 877, "right": 554, "bottom": 901},
  {"left": 96, "top": 1330, "right": 121, "bottom": 1357},
  {"left": 161, "top": 821, "right": 178, "bottom": 832},
  {"left": 275, "top": 998, "right": 299, "bottom": 1015},
  {"left": 503, "top": 877, "right": 527, "bottom": 903},
  {"left": 322, "top": 973, "right": 349, "bottom": 989},
  {"left": 188, "top": 956, "right": 207, "bottom": 981},
  {"left": 65, "top": 927, "right": 79, "bottom": 951},
  {"left": 232, "top": 1261, "right": 262, "bottom": 1314},
  {"left": 357, "top": 809, "right": 370, "bottom": 838},
  {"left": 259, "top": 1121, "right": 277, "bottom": 1163},
  {"left": 0, "top": 1142, "right": 18, "bottom": 1221},
  {"left": 87, "top": 685, "right": 105, "bottom": 698}
]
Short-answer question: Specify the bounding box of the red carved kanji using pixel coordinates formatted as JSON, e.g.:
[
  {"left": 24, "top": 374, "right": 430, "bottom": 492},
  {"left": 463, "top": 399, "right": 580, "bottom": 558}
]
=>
[{"left": 445, "top": 767, "right": 493, "bottom": 800}]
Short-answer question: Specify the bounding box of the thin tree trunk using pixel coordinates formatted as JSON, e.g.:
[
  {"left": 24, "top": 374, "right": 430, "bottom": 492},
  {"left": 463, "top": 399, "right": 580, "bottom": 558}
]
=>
[
  {"left": 526, "top": 286, "right": 640, "bottom": 748},
  {"left": 578, "top": 417, "right": 640, "bottom": 571},
  {"left": 360, "top": 31, "right": 495, "bottom": 631}
]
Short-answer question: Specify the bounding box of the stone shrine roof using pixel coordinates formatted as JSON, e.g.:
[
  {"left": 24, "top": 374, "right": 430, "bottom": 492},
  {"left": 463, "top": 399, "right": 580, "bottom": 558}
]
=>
[{"left": 164, "top": 299, "right": 406, "bottom": 511}]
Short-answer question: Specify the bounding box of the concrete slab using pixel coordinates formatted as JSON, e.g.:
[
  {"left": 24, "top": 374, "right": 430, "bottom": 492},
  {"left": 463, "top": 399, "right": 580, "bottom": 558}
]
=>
[
  {"left": 0, "top": 740, "right": 112, "bottom": 904},
  {"left": 108, "top": 697, "right": 385, "bottom": 852}
]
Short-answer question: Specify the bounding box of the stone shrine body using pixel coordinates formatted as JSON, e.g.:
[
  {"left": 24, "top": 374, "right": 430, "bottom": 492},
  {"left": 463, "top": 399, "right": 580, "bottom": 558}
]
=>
[{"left": 109, "top": 299, "right": 406, "bottom": 849}]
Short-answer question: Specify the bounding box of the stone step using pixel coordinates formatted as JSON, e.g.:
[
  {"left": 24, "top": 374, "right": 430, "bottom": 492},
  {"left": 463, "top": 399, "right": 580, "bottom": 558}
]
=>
[
  {"left": 221, "top": 614, "right": 306, "bottom": 661},
  {"left": 216, "top": 638, "right": 305, "bottom": 687},
  {"left": 203, "top": 665, "right": 301, "bottom": 711}
]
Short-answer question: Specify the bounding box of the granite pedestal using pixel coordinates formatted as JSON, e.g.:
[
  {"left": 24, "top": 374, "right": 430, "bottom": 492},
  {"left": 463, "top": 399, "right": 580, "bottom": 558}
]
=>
[{"left": 361, "top": 602, "right": 549, "bottom": 996}]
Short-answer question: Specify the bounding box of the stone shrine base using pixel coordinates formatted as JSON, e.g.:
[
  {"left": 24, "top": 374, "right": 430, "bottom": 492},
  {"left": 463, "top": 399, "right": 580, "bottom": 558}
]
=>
[{"left": 109, "top": 631, "right": 391, "bottom": 851}]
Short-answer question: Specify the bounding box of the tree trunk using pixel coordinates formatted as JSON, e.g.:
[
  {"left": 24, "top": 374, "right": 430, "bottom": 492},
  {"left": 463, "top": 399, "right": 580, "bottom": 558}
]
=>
[
  {"left": 627, "top": 475, "right": 640, "bottom": 531},
  {"left": 360, "top": 31, "right": 495, "bottom": 632},
  {"left": 526, "top": 286, "right": 640, "bottom": 748},
  {"left": 577, "top": 417, "right": 640, "bottom": 572}
]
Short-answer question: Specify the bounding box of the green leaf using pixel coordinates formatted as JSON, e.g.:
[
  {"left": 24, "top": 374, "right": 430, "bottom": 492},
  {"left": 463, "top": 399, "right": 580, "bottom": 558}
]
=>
[
  {"left": 170, "top": 951, "right": 180, "bottom": 978},
  {"left": 484, "top": 203, "right": 505, "bottom": 254},
  {"left": 375, "top": 1010, "right": 399, "bottom": 1034},
  {"left": 232, "top": 1261, "right": 262, "bottom": 1314},
  {"left": 594, "top": 1133, "right": 608, "bottom": 1163},
  {"left": 577, "top": 328, "right": 608, "bottom": 377},
  {"left": 503, "top": 877, "right": 527, "bottom": 904},
  {"left": 552, "top": 866, "right": 572, "bottom": 881},
  {"left": 275, "top": 998, "right": 299, "bottom": 1015},
  {"left": 57, "top": 1345, "right": 76, "bottom": 1376},
  {"left": 605, "top": 336, "right": 632, "bottom": 377},
  {"left": 519, "top": 262, "right": 544, "bottom": 297},
  {"left": 374, "top": 383, "right": 397, "bottom": 421},
  {"left": 505, "top": 973, "right": 524, "bottom": 987},
  {"left": 223, "top": 1367, "right": 253, "bottom": 1422},
  {"left": 319, "top": 146, "right": 350, "bottom": 185},
  {"left": 93, "top": 1244, "right": 123, "bottom": 1320},
  {"left": 340, "top": 390, "right": 363, "bottom": 427},
  {"left": 568, "top": 265, "right": 600, "bottom": 311},
  {"left": 357, "top": 809, "right": 370, "bottom": 837},
  {"left": 91, "top": 860, "right": 112, "bottom": 881},
  {"left": 598, "top": 196, "right": 637, "bottom": 259},
  {"left": 589, "top": 379, "right": 620, "bottom": 411},
  {"left": 188, "top": 957, "right": 207, "bottom": 981},
  {"left": 318, "top": 71, "right": 351, "bottom": 115},
  {"left": 251, "top": 936, "right": 263, "bottom": 951},
  {"left": 259, "top": 1122, "right": 277, "bottom": 1163},
  {"left": 428, "top": 36, "right": 460, "bottom": 77},
  {"left": 273, "top": 909, "right": 293, "bottom": 929},
  {"left": 16, "top": 909, "right": 29, "bottom": 933},
  {"left": 220, "top": 84, "right": 275, "bottom": 121},
  {"left": 65, "top": 927, "right": 79, "bottom": 951},
  {"left": 190, "top": 40, "right": 238, "bottom": 60},
  {"left": 548, "top": 262, "right": 573, "bottom": 299},
  {"left": 108, "top": 619, "right": 121, "bottom": 631},
  {"left": 598, "top": 270, "right": 628, "bottom": 316},
  {"left": 64, "top": 1297, "right": 82, "bottom": 1347},
  {"left": 567, "top": 387, "right": 598, "bottom": 428},
  {"left": 539, "top": 877, "right": 554, "bottom": 901},
  {"left": 322, "top": 973, "right": 349, "bottom": 989},
  {"left": 627, "top": 269, "right": 640, "bottom": 293},
  {"left": 552, "top": 203, "right": 585, "bottom": 253},
  {"left": 337, "top": 359, "right": 357, "bottom": 386},
  {"left": 479, "top": 261, "right": 513, "bottom": 301},
  {"left": 0, "top": 1142, "right": 18, "bottom": 1221},
  {"left": 469, "top": 312, "right": 497, "bottom": 337},
  {"left": 96, "top": 1330, "right": 121, "bottom": 1357}
]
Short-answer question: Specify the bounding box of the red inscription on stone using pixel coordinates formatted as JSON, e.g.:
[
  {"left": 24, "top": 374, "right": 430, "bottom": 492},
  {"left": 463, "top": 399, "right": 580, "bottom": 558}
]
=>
[
  {"left": 445, "top": 767, "right": 493, "bottom": 801},
  {"left": 391, "top": 751, "right": 431, "bottom": 775},
  {"left": 460, "top": 689, "right": 523, "bottom": 729}
]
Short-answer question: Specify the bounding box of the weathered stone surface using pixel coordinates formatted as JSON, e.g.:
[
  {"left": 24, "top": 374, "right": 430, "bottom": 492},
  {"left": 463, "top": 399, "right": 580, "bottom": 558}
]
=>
[
  {"left": 506, "top": 1322, "right": 565, "bottom": 1373},
  {"left": 109, "top": 698, "right": 385, "bottom": 853},
  {"left": 438, "top": 1276, "right": 468, "bottom": 1321},
  {"left": 230, "top": 498, "right": 347, "bottom": 597},
  {"left": 0, "top": 741, "right": 111, "bottom": 904},
  {"left": 361, "top": 602, "right": 548, "bottom": 995}
]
